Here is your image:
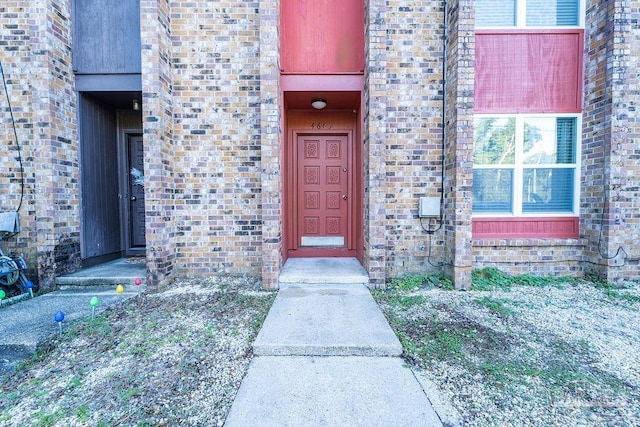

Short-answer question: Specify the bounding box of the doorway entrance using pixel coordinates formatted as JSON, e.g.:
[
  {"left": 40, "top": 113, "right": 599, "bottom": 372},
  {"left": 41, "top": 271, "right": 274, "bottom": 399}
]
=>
[
  {"left": 124, "top": 134, "right": 146, "bottom": 255},
  {"left": 296, "top": 132, "right": 351, "bottom": 248},
  {"left": 78, "top": 92, "right": 144, "bottom": 264},
  {"left": 285, "top": 107, "right": 362, "bottom": 259}
]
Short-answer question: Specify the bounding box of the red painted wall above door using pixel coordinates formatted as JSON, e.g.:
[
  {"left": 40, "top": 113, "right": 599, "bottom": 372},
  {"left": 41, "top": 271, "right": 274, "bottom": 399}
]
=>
[{"left": 280, "top": 0, "right": 364, "bottom": 73}]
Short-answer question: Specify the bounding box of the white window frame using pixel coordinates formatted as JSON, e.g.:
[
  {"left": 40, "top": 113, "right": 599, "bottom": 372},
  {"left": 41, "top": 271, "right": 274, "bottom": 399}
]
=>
[
  {"left": 473, "top": 113, "right": 582, "bottom": 218},
  {"left": 475, "top": 0, "right": 585, "bottom": 30}
]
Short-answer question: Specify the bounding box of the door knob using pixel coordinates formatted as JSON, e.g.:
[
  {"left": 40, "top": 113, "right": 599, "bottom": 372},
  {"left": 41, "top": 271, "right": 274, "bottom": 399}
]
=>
[
  {"left": 131, "top": 196, "right": 137, "bottom": 201},
  {"left": 342, "top": 195, "right": 348, "bottom": 200}
]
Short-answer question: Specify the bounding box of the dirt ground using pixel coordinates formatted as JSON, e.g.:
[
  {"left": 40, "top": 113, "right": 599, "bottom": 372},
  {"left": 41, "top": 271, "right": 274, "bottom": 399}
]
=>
[
  {"left": 0, "top": 277, "right": 274, "bottom": 427},
  {"left": 374, "top": 275, "right": 640, "bottom": 427}
]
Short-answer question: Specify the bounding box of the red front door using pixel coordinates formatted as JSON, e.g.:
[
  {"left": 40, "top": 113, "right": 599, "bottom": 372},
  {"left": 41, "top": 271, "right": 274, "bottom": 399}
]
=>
[{"left": 296, "top": 134, "right": 350, "bottom": 250}]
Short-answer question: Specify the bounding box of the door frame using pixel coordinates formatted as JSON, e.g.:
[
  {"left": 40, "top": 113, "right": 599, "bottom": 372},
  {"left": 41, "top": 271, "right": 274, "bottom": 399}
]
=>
[
  {"left": 119, "top": 130, "right": 145, "bottom": 256},
  {"left": 287, "top": 129, "right": 356, "bottom": 257},
  {"left": 286, "top": 127, "right": 357, "bottom": 258}
]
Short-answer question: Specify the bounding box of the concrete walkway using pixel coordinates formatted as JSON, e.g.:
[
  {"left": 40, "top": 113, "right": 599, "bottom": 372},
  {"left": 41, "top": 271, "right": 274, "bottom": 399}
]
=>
[
  {"left": 225, "top": 258, "right": 443, "bottom": 426},
  {"left": 0, "top": 259, "right": 145, "bottom": 373}
]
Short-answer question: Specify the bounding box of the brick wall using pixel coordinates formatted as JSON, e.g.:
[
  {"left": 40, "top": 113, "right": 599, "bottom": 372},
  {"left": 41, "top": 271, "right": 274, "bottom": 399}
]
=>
[
  {"left": 473, "top": 238, "right": 584, "bottom": 276},
  {"left": 1, "top": 0, "right": 79, "bottom": 290},
  {"left": 1, "top": 1, "right": 38, "bottom": 279},
  {"left": 141, "top": 0, "right": 176, "bottom": 285},
  {"left": 364, "top": 0, "right": 388, "bottom": 286},
  {"left": 443, "top": 0, "right": 474, "bottom": 289},
  {"left": 582, "top": 0, "right": 640, "bottom": 283},
  {"left": 258, "top": 0, "right": 282, "bottom": 288},
  {"left": 383, "top": 1, "right": 447, "bottom": 278},
  {"left": 167, "top": 1, "right": 263, "bottom": 279}
]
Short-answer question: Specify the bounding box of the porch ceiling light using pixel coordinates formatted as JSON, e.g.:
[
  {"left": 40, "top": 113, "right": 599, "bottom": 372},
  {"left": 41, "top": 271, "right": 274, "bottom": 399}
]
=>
[{"left": 311, "top": 98, "right": 327, "bottom": 110}]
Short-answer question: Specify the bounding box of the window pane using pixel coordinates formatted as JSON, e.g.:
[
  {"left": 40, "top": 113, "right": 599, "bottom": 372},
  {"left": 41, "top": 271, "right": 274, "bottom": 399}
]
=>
[
  {"left": 476, "top": 0, "right": 516, "bottom": 27},
  {"left": 523, "top": 117, "right": 576, "bottom": 164},
  {"left": 556, "top": 117, "right": 577, "bottom": 163},
  {"left": 474, "top": 117, "right": 516, "bottom": 165},
  {"left": 522, "top": 168, "right": 574, "bottom": 213},
  {"left": 473, "top": 169, "right": 513, "bottom": 213},
  {"left": 527, "top": 0, "right": 579, "bottom": 26}
]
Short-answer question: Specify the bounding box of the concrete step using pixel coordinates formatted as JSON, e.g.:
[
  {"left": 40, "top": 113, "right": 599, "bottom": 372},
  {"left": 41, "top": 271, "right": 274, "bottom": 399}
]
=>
[
  {"left": 54, "top": 258, "right": 146, "bottom": 289},
  {"left": 279, "top": 257, "right": 369, "bottom": 285},
  {"left": 225, "top": 356, "right": 442, "bottom": 427},
  {"left": 253, "top": 283, "right": 402, "bottom": 357}
]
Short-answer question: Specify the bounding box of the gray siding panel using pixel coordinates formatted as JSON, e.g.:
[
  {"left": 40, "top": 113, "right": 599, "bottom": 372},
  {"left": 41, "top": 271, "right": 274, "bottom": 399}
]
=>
[
  {"left": 80, "top": 95, "right": 121, "bottom": 258},
  {"left": 73, "top": 0, "right": 141, "bottom": 74}
]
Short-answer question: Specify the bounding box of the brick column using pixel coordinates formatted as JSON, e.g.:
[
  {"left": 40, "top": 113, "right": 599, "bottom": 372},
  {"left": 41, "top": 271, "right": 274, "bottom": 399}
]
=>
[
  {"left": 141, "top": 0, "right": 176, "bottom": 287},
  {"left": 443, "top": 0, "right": 474, "bottom": 289},
  {"left": 1, "top": 3, "right": 38, "bottom": 283},
  {"left": 583, "top": 0, "right": 640, "bottom": 282},
  {"left": 260, "top": 0, "right": 283, "bottom": 288},
  {"left": 364, "top": 0, "right": 388, "bottom": 287},
  {"left": 30, "top": 0, "right": 80, "bottom": 290}
]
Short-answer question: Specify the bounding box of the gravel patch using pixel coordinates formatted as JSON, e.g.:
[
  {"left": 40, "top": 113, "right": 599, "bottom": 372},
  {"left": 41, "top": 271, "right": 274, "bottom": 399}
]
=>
[
  {"left": 0, "top": 277, "right": 275, "bottom": 426},
  {"left": 374, "top": 280, "right": 640, "bottom": 427}
]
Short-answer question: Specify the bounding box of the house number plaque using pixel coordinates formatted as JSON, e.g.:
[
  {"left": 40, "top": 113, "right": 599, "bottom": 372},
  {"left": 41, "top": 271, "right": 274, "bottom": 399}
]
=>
[{"left": 310, "top": 122, "right": 333, "bottom": 130}]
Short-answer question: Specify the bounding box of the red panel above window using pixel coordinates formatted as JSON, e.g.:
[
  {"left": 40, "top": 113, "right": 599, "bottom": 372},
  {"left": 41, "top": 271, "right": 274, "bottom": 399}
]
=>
[
  {"left": 473, "top": 217, "right": 579, "bottom": 239},
  {"left": 475, "top": 30, "right": 584, "bottom": 113},
  {"left": 280, "top": 0, "right": 364, "bottom": 73}
]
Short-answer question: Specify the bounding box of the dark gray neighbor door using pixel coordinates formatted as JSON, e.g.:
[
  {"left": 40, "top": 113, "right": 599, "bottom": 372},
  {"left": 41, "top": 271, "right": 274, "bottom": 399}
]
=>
[{"left": 127, "top": 134, "right": 146, "bottom": 252}]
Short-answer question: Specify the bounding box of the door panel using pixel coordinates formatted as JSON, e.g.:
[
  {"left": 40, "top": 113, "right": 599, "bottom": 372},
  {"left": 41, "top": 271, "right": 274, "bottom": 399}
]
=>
[
  {"left": 79, "top": 94, "right": 120, "bottom": 259},
  {"left": 128, "top": 135, "right": 146, "bottom": 248},
  {"left": 297, "top": 135, "right": 349, "bottom": 247}
]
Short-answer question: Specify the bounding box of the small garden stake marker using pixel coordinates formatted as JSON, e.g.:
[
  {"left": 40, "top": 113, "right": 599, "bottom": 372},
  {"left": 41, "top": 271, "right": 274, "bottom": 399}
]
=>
[
  {"left": 90, "top": 296, "right": 99, "bottom": 319},
  {"left": 55, "top": 311, "right": 65, "bottom": 337},
  {"left": 0, "top": 289, "right": 5, "bottom": 307},
  {"left": 26, "top": 280, "right": 34, "bottom": 298},
  {"left": 116, "top": 284, "right": 124, "bottom": 294}
]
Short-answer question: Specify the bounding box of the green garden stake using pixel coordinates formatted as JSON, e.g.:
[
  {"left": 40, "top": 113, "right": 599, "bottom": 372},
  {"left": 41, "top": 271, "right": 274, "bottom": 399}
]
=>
[
  {"left": 90, "top": 296, "right": 99, "bottom": 319},
  {"left": 0, "top": 289, "right": 5, "bottom": 307}
]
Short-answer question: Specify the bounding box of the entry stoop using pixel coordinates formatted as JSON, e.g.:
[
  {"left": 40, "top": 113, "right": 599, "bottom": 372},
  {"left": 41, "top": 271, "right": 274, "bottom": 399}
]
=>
[
  {"left": 278, "top": 257, "right": 369, "bottom": 285},
  {"left": 54, "top": 258, "right": 146, "bottom": 289}
]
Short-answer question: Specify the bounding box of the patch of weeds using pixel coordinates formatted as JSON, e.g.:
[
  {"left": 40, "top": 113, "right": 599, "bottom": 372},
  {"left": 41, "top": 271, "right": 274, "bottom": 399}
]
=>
[
  {"left": 594, "top": 282, "right": 640, "bottom": 305},
  {"left": 75, "top": 405, "right": 90, "bottom": 424},
  {"left": 389, "top": 275, "right": 425, "bottom": 291},
  {"left": 66, "top": 375, "right": 83, "bottom": 392},
  {"left": 472, "top": 268, "right": 514, "bottom": 290},
  {"left": 399, "top": 320, "right": 479, "bottom": 364},
  {"left": 387, "top": 273, "right": 454, "bottom": 292},
  {"left": 474, "top": 296, "right": 515, "bottom": 316},
  {"left": 387, "top": 294, "right": 425, "bottom": 308},
  {"left": 32, "top": 389, "right": 49, "bottom": 398},
  {"left": 118, "top": 386, "right": 143, "bottom": 401},
  {"left": 472, "top": 267, "right": 579, "bottom": 291},
  {"left": 82, "top": 315, "right": 114, "bottom": 337},
  {"left": 33, "top": 409, "right": 64, "bottom": 427},
  {"left": 14, "top": 342, "right": 55, "bottom": 371}
]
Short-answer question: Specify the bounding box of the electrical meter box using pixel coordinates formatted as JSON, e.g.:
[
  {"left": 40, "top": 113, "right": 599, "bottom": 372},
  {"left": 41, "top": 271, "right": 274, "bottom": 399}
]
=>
[{"left": 418, "top": 197, "right": 440, "bottom": 218}]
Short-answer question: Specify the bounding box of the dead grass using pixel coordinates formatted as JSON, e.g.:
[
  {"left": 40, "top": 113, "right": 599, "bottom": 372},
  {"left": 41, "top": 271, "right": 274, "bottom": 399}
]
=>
[
  {"left": 0, "top": 277, "right": 275, "bottom": 427},
  {"left": 374, "top": 275, "right": 640, "bottom": 426}
]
